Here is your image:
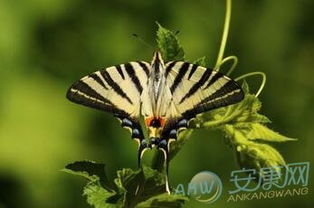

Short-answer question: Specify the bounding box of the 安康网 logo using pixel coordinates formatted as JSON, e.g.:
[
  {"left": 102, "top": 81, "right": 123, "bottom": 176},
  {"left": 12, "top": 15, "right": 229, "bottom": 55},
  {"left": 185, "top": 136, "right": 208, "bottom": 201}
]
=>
[
  {"left": 227, "top": 162, "right": 310, "bottom": 202},
  {"left": 173, "top": 161, "right": 310, "bottom": 204}
]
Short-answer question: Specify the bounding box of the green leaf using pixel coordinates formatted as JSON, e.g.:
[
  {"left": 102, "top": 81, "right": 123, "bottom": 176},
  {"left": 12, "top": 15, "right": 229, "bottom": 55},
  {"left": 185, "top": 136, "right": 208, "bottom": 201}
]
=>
[
  {"left": 112, "top": 166, "right": 167, "bottom": 207},
  {"left": 241, "top": 79, "right": 250, "bottom": 94},
  {"left": 193, "top": 57, "right": 207, "bottom": 67},
  {"left": 234, "top": 122, "right": 296, "bottom": 142},
  {"left": 136, "top": 193, "right": 188, "bottom": 208},
  {"left": 64, "top": 161, "right": 187, "bottom": 208},
  {"left": 236, "top": 141, "right": 286, "bottom": 171},
  {"left": 156, "top": 22, "right": 184, "bottom": 61},
  {"left": 114, "top": 168, "right": 136, "bottom": 193},
  {"left": 224, "top": 124, "right": 286, "bottom": 173},
  {"left": 84, "top": 182, "right": 117, "bottom": 208},
  {"left": 195, "top": 81, "right": 295, "bottom": 172},
  {"left": 62, "top": 160, "right": 115, "bottom": 191}
]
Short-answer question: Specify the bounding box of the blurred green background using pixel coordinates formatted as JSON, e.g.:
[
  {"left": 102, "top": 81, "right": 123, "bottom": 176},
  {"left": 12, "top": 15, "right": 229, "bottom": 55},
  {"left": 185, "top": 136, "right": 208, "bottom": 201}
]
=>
[{"left": 0, "top": 0, "right": 313, "bottom": 207}]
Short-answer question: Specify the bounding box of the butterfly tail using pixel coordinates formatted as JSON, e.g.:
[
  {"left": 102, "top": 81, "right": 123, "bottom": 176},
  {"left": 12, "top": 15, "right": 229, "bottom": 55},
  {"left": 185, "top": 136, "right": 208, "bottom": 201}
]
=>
[{"left": 158, "top": 139, "right": 171, "bottom": 194}]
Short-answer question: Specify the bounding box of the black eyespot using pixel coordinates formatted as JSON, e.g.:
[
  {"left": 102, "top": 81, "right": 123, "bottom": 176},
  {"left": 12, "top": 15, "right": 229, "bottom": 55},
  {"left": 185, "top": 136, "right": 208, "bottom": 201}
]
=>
[
  {"left": 132, "top": 129, "right": 140, "bottom": 138},
  {"left": 169, "top": 129, "right": 177, "bottom": 138},
  {"left": 150, "top": 137, "right": 158, "bottom": 145},
  {"left": 177, "top": 119, "right": 188, "bottom": 128},
  {"left": 122, "top": 118, "right": 133, "bottom": 127},
  {"left": 158, "top": 139, "right": 167, "bottom": 148},
  {"left": 141, "top": 140, "right": 148, "bottom": 147}
]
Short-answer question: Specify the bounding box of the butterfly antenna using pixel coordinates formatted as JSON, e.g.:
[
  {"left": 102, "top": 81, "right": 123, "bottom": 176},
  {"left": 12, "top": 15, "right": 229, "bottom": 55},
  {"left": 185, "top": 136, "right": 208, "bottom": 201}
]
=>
[{"left": 132, "top": 33, "right": 153, "bottom": 49}]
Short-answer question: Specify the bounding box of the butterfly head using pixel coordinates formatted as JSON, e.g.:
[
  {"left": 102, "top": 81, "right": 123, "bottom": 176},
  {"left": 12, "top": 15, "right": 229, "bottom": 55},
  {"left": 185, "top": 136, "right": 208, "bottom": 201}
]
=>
[
  {"left": 151, "top": 51, "right": 164, "bottom": 67},
  {"left": 151, "top": 51, "right": 165, "bottom": 78},
  {"left": 148, "top": 51, "right": 167, "bottom": 103}
]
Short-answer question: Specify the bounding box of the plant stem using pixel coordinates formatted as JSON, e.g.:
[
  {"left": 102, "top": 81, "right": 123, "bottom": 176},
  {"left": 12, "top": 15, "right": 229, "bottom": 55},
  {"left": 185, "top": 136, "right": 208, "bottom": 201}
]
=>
[{"left": 215, "top": 0, "right": 232, "bottom": 71}]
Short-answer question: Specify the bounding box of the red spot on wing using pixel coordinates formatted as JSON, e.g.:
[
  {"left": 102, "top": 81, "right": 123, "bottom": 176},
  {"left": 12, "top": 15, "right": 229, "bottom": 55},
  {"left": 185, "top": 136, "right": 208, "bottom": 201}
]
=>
[
  {"left": 159, "top": 117, "right": 166, "bottom": 127},
  {"left": 145, "top": 117, "right": 167, "bottom": 127},
  {"left": 145, "top": 117, "right": 154, "bottom": 127}
]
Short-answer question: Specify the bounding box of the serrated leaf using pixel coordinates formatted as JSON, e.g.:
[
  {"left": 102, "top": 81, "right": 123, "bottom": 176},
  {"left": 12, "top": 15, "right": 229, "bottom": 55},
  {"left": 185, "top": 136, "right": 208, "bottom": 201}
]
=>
[
  {"left": 84, "top": 182, "right": 118, "bottom": 208},
  {"left": 235, "top": 141, "right": 286, "bottom": 171},
  {"left": 241, "top": 80, "right": 250, "bottom": 94},
  {"left": 239, "top": 123, "right": 296, "bottom": 142},
  {"left": 224, "top": 124, "right": 286, "bottom": 169},
  {"left": 63, "top": 161, "right": 115, "bottom": 191},
  {"left": 193, "top": 57, "right": 207, "bottom": 67},
  {"left": 156, "top": 22, "right": 184, "bottom": 61},
  {"left": 65, "top": 162, "right": 185, "bottom": 208},
  {"left": 136, "top": 193, "right": 188, "bottom": 208},
  {"left": 247, "top": 114, "right": 271, "bottom": 124}
]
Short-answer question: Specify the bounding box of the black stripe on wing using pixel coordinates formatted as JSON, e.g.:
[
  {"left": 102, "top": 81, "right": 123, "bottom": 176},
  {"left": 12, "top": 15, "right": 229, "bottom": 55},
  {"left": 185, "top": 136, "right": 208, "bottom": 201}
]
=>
[
  {"left": 170, "top": 62, "right": 190, "bottom": 93},
  {"left": 100, "top": 70, "right": 133, "bottom": 104},
  {"left": 88, "top": 73, "right": 108, "bottom": 89},
  {"left": 204, "top": 72, "right": 223, "bottom": 89},
  {"left": 66, "top": 81, "right": 115, "bottom": 113},
  {"left": 137, "top": 61, "right": 150, "bottom": 78},
  {"left": 67, "top": 81, "right": 110, "bottom": 103},
  {"left": 165, "top": 61, "right": 177, "bottom": 78},
  {"left": 124, "top": 63, "right": 143, "bottom": 94},
  {"left": 200, "top": 80, "right": 242, "bottom": 105},
  {"left": 182, "top": 80, "right": 244, "bottom": 119},
  {"left": 115, "top": 65, "right": 125, "bottom": 80},
  {"left": 179, "top": 67, "right": 213, "bottom": 104},
  {"left": 187, "top": 64, "right": 198, "bottom": 80}
]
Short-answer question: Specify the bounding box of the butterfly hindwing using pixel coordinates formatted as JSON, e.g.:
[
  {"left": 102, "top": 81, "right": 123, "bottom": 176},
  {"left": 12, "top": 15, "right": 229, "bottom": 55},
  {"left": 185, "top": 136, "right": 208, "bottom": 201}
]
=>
[{"left": 67, "top": 62, "right": 150, "bottom": 115}]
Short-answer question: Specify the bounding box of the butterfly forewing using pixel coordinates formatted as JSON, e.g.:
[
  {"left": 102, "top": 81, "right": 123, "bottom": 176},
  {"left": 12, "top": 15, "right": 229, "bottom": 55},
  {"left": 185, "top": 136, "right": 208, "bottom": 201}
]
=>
[
  {"left": 67, "top": 62, "right": 150, "bottom": 117},
  {"left": 164, "top": 61, "right": 244, "bottom": 119}
]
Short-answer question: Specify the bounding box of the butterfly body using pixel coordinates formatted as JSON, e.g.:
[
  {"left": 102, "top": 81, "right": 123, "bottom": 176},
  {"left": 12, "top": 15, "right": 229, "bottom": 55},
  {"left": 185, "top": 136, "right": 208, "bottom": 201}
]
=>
[{"left": 67, "top": 51, "right": 244, "bottom": 193}]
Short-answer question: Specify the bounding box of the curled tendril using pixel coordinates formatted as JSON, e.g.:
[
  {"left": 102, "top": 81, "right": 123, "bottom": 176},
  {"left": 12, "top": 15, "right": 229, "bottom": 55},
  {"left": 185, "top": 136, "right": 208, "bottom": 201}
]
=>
[
  {"left": 212, "top": 0, "right": 266, "bottom": 98},
  {"left": 216, "top": 55, "right": 238, "bottom": 75},
  {"left": 235, "top": 72, "right": 267, "bottom": 97},
  {"left": 216, "top": 55, "right": 267, "bottom": 97}
]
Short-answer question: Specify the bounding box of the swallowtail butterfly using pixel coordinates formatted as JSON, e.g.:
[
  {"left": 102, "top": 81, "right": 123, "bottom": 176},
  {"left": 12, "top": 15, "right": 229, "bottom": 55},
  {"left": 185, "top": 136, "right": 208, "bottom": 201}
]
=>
[{"left": 66, "top": 52, "right": 244, "bottom": 192}]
